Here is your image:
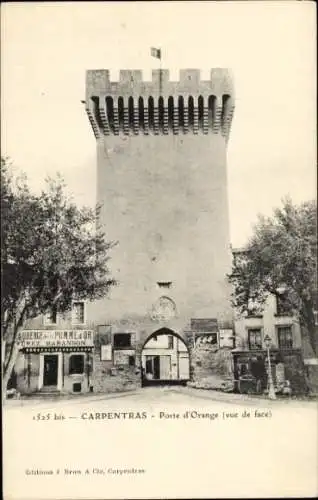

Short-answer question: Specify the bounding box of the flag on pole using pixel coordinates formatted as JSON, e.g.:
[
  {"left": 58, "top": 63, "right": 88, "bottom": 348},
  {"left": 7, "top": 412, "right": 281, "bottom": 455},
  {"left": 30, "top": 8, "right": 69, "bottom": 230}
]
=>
[{"left": 151, "top": 47, "right": 161, "bottom": 60}]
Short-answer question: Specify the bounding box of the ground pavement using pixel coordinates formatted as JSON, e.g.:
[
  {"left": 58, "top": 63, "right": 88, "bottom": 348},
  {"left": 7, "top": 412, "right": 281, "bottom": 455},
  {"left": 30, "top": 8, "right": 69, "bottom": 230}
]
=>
[{"left": 3, "top": 386, "right": 318, "bottom": 499}]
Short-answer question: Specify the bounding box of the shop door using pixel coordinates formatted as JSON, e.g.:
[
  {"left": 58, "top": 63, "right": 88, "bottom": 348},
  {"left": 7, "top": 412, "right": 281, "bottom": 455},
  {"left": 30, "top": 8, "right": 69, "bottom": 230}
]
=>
[
  {"left": 43, "top": 355, "right": 58, "bottom": 386},
  {"left": 153, "top": 356, "right": 160, "bottom": 379}
]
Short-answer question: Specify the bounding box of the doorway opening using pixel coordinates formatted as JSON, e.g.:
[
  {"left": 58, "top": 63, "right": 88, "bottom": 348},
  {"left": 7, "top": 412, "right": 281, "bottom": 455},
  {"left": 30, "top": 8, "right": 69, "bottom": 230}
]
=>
[
  {"left": 43, "top": 354, "right": 58, "bottom": 387},
  {"left": 141, "top": 328, "right": 190, "bottom": 387}
]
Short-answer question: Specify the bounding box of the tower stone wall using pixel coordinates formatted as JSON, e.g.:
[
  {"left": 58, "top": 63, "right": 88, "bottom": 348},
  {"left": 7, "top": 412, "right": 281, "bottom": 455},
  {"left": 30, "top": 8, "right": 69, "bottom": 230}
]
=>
[{"left": 86, "top": 68, "right": 235, "bottom": 386}]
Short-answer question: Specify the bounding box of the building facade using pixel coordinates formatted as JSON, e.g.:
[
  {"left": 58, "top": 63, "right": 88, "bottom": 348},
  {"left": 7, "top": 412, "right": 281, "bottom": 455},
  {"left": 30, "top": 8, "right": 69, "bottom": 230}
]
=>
[
  {"left": 12, "top": 303, "right": 94, "bottom": 395},
  {"left": 231, "top": 249, "right": 307, "bottom": 394},
  {"left": 12, "top": 67, "right": 237, "bottom": 395}
]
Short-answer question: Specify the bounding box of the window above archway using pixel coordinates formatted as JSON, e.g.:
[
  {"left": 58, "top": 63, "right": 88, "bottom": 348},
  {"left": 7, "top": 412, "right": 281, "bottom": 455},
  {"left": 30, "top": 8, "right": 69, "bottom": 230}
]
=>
[{"left": 157, "top": 281, "right": 172, "bottom": 289}]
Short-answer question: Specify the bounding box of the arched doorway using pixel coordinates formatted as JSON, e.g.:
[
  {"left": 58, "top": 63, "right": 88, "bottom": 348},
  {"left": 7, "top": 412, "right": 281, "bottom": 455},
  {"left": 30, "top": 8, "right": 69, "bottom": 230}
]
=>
[{"left": 140, "top": 328, "right": 190, "bottom": 387}]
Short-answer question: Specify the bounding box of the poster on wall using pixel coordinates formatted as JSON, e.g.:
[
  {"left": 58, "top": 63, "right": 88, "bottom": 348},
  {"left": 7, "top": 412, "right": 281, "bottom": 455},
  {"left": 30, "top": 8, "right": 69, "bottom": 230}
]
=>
[
  {"left": 195, "top": 333, "right": 218, "bottom": 347},
  {"left": 100, "top": 344, "right": 112, "bottom": 361},
  {"left": 219, "top": 329, "right": 234, "bottom": 348}
]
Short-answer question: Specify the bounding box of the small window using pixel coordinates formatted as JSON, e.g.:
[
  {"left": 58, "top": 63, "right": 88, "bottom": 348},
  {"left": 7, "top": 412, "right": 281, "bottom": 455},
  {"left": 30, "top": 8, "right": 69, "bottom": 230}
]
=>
[
  {"left": 248, "top": 329, "right": 262, "bottom": 350},
  {"left": 129, "top": 356, "right": 135, "bottom": 367},
  {"left": 157, "top": 281, "right": 172, "bottom": 289},
  {"left": 72, "top": 301, "right": 85, "bottom": 324},
  {"left": 240, "top": 363, "right": 248, "bottom": 376},
  {"left": 69, "top": 355, "right": 85, "bottom": 375},
  {"left": 113, "top": 333, "right": 131, "bottom": 348},
  {"left": 97, "top": 325, "right": 112, "bottom": 346},
  {"left": 73, "top": 382, "right": 82, "bottom": 393},
  {"left": 276, "top": 294, "right": 289, "bottom": 316},
  {"left": 277, "top": 326, "right": 293, "bottom": 349},
  {"left": 44, "top": 306, "right": 57, "bottom": 325},
  {"left": 168, "top": 335, "right": 174, "bottom": 349}
]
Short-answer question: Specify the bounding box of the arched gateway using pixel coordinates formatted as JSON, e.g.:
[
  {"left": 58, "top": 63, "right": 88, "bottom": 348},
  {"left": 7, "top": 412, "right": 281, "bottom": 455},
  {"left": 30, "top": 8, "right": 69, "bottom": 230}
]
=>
[{"left": 140, "top": 328, "right": 190, "bottom": 387}]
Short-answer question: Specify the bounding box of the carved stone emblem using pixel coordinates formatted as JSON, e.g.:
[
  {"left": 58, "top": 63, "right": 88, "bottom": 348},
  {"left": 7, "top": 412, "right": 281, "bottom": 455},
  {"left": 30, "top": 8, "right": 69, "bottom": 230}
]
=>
[{"left": 151, "top": 296, "right": 177, "bottom": 321}]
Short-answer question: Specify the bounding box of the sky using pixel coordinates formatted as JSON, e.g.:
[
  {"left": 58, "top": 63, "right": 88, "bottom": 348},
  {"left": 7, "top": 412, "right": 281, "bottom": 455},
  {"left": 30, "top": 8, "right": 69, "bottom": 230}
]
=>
[{"left": 1, "top": 1, "right": 316, "bottom": 246}]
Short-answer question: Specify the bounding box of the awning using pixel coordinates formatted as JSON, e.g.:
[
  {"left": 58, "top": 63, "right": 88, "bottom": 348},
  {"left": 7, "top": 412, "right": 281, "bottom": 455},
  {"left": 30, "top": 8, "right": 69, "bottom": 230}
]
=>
[{"left": 22, "top": 346, "right": 94, "bottom": 353}]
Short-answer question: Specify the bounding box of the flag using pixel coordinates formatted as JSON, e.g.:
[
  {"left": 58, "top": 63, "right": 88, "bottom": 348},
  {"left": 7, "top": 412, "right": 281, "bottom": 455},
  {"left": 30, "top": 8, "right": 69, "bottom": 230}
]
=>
[{"left": 151, "top": 47, "right": 161, "bottom": 60}]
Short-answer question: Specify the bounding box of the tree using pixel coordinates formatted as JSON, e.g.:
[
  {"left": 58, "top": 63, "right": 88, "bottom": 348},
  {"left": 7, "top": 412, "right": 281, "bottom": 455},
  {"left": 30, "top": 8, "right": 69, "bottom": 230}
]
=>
[
  {"left": 1, "top": 158, "right": 116, "bottom": 394},
  {"left": 229, "top": 197, "right": 317, "bottom": 356}
]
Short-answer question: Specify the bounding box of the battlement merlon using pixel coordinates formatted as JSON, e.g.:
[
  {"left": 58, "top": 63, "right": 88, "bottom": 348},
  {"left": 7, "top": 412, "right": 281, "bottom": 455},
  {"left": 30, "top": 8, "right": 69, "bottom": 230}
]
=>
[
  {"left": 85, "top": 68, "right": 235, "bottom": 100},
  {"left": 85, "top": 69, "right": 235, "bottom": 139}
]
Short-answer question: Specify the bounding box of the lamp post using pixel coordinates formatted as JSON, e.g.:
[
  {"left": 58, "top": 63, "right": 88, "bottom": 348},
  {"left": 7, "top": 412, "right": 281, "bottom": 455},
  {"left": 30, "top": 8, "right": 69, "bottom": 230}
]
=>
[{"left": 264, "top": 334, "right": 276, "bottom": 400}]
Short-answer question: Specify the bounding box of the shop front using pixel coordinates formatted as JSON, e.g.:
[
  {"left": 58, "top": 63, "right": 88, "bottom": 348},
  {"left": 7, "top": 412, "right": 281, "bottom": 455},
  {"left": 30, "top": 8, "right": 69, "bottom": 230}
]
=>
[
  {"left": 232, "top": 348, "right": 306, "bottom": 394},
  {"left": 15, "top": 330, "right": 94, "bottom": 395}
]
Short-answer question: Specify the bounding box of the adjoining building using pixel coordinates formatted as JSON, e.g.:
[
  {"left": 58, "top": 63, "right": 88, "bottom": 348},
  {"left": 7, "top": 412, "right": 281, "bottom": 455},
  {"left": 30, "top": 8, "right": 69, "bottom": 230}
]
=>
[
  {"left": 231, "top": 248, "right": 309, "bottom": 394},
  {"left": 13, "top": 303, "right": 94, "bottom": 395},
  {"left": 11, "top": 67, "right": 237, "bottom": 396}
]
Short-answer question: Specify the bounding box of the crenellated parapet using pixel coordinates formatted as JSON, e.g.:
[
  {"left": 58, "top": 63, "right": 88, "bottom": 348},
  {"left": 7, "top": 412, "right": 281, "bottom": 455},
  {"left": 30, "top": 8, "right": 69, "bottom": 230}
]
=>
[{"left": 85, "top": 69, "right": 235, "bottom": 139}]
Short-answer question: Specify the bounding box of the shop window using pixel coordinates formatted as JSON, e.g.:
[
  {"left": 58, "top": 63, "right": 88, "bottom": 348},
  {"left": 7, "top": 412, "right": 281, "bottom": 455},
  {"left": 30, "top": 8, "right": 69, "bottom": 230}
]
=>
[
  {"left": 72, "top": 301, "right": 85, "bottom": 325},
  {"left": 248, "top": 329, "right": 262, "bottom": 350},
  {"left": 239, "top": 363, "right": 249, "bottom": 376},
  {"left": 69, "top": 355, "right": 85, "bottom": 374},
  {"left": 7, "top": 368, "right": 17, "bottom": 390},
  {"left": 44, "top": 306, "right": 57, "bottom": 325},
  {"left": 277, "top": 326, "right": 293, "bottom": 349},
  {"left": 113, "top": 333, "right": 131, "bottom": 348}
]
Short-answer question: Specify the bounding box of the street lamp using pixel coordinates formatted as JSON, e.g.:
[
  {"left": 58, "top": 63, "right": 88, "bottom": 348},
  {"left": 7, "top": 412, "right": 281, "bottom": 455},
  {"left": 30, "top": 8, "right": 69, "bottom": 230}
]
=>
[{"left": 264, "top": 334, "right": 276, "bottom": 400}]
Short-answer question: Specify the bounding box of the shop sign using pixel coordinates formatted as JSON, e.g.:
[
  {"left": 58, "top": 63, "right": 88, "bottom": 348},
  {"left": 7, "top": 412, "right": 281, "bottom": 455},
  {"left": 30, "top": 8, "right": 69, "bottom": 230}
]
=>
[
  {"left": 191, "top": 318, "right": 218, "bottom": 333},
  {"left": 17, "top": 330, "right": 94, "bottom": 348}
]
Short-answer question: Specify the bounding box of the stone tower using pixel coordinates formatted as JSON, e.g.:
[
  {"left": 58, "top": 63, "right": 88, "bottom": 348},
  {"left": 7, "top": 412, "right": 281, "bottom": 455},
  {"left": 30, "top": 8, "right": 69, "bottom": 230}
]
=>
[{"left": 85, "top": 68, "right": 235, "bottom": 382}]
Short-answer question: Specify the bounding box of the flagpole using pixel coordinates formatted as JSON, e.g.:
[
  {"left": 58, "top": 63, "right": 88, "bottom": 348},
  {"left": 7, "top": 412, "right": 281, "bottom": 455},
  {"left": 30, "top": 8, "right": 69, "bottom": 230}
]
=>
[
  {"left": 159, "top": 48, "right": 162, "bottom": 96},
  {"left": 151, "top": 47, "right": 162, "bottom": 95}
]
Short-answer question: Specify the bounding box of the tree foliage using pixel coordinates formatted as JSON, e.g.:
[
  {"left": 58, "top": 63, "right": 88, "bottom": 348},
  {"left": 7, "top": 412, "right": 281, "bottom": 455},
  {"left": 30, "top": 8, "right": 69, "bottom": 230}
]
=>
[
  {"left": 229, "top": 197, "right": 317, "bottom": 355},
  {"left": 1, "top": 157, "right": 116, "bottom": 387}
]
